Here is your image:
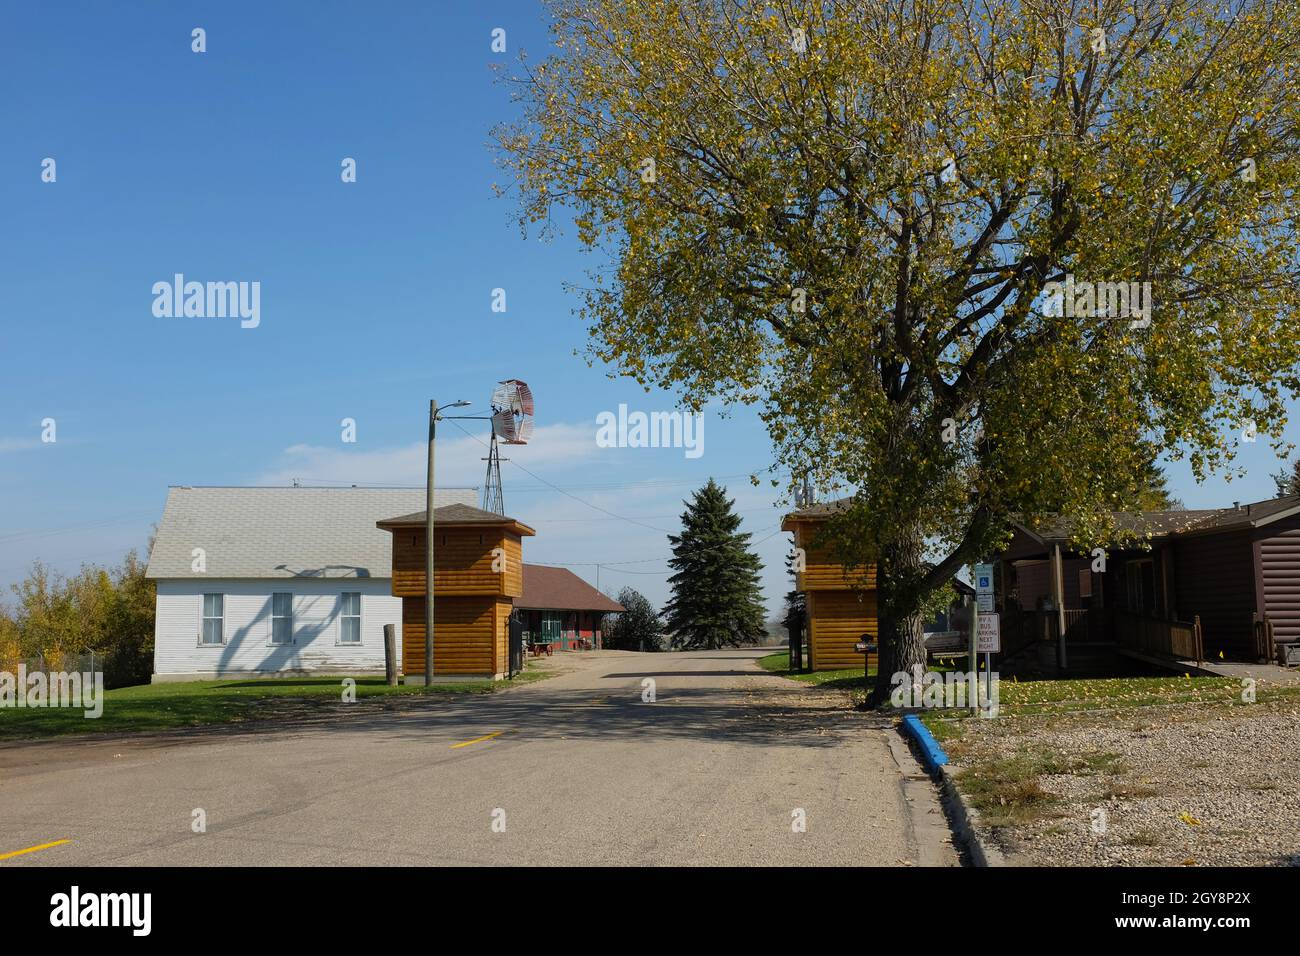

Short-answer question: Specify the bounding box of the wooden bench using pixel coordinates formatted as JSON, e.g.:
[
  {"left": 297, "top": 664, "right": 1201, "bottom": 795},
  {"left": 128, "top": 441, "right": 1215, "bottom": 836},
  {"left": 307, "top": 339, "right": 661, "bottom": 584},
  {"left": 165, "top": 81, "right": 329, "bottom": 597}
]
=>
[{"left": 924, "top": 631, "right": 969, "bottom": 659}]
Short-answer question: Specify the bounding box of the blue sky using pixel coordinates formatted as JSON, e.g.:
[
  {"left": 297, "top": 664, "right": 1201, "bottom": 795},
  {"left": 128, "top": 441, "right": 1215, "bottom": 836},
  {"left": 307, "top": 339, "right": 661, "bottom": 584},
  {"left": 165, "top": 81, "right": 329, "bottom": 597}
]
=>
[{"left": 0, "top": 1, "right": 1295, "bottom": 617}]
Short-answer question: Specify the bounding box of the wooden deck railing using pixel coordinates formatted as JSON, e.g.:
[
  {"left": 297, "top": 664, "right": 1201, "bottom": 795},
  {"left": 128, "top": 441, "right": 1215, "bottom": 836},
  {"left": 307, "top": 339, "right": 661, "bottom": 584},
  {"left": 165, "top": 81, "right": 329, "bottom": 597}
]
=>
[
  {"left": 1113, "top": 609, "right": 1203, "bottom": 664},
  {"left": 1001, "top": 608, "right": 1207, "bottom": 665},
  {"left": 1252, "top": 614, "right": 1276, "bottom": 664}
]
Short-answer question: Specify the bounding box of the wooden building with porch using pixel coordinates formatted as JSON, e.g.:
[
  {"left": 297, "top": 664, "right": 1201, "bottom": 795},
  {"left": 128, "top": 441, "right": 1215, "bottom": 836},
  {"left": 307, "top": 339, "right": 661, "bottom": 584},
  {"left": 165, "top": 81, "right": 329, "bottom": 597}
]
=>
[
  {"left": 782, "top": 499, "right": 878, "bottom": 671},
  {"left": 514, "top": 564, "right": 624, "bottom": 653},
  {"left": 992, "top": 495, "right": 1300, "bottom": 672},
  {"left": 377, "top": 504, "right": 536, "bottom": 681}
]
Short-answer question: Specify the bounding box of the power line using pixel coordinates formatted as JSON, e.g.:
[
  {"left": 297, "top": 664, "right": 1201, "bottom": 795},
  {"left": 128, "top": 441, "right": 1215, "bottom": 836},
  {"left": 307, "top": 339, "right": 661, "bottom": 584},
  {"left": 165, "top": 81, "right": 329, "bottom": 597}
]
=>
[
  {"left": 280, "top": 470, "right": 769, "bottom": 493},
  {"left": 521, "top": 506, "right": 779, "bottom": 524},
  {"left": 0, "top": 510, "right": 157, "bottom": 544},
  {"left": 444, "top": 418, "right": 673, "bottom": 534},
  {"left": 523, "top": 524, "right": 787, "bottom": 573}
]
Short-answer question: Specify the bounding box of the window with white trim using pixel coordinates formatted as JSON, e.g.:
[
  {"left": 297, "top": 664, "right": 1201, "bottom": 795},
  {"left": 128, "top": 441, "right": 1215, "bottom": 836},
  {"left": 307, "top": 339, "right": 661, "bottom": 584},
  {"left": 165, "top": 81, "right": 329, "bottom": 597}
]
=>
[
  {"left": 340, "top": 592, "right": 361, "bottom": 644},
  {"left": 271, "top": 592, "right": 293, "bottom": 645},
  {"left": 201, "top": 593, "right": 224, "bottom": 645}
]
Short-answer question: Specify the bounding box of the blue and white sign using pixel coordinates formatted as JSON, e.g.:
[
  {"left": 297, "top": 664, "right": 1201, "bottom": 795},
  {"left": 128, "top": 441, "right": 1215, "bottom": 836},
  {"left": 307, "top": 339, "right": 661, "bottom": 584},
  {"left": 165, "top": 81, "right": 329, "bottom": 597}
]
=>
[{"left": 974, "top": 562, "right": 994, "bottom": 611}]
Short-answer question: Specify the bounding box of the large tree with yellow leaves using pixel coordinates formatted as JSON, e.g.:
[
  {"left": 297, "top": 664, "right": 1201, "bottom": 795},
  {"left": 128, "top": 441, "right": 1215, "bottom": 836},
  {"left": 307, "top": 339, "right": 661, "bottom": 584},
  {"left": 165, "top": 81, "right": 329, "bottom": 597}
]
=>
[{"left": 496, "top": 0, "right": 1300, "bottom": 704}]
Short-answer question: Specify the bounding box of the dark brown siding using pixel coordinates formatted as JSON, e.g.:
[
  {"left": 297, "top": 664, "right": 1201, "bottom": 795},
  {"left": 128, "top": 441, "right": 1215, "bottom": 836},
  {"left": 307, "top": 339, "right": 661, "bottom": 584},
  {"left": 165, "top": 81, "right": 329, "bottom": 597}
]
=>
[
  {"left": 1170, "top": 531, "right": 1257, "bottom": 658},
  {"left": 1256, "top": 512, "right": 1300, "bottom": 643},
  {"left": 1012, "top": 557, "right": 1087, "bottom": 610}
]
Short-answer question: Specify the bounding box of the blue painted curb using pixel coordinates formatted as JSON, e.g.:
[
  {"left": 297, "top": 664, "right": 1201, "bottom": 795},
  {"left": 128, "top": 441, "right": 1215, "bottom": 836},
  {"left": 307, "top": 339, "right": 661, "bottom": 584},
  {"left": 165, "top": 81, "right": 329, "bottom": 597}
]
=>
[{"left": 901, "top": 714, "right": 949, "bottom": 772}]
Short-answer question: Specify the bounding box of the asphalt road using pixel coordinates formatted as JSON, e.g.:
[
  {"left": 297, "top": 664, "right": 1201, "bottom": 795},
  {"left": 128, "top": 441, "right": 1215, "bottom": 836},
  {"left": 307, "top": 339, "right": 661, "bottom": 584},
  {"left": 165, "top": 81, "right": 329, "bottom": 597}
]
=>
[{"left": 0, "top": 648, "right": 957, "bottom": 866}]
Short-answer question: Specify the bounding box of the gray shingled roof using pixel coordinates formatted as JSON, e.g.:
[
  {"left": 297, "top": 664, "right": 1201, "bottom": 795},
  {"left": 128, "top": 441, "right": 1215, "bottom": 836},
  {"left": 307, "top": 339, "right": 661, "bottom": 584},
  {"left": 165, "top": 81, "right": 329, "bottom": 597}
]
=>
[
  {"left": 377, "top": 503, "right": 531, "bottom": 526},
  {"left": 785, "top": 496, "right": 855, "bottom": 520},
  {"left": 785, "top": 493, "right": 1300, "bottom": 544},
  {"left": 146, "top": 486, "right": 477, "bottom": 580},
  {"left": 1018, "top": 495, "right": 1300, "bottom": 543}
]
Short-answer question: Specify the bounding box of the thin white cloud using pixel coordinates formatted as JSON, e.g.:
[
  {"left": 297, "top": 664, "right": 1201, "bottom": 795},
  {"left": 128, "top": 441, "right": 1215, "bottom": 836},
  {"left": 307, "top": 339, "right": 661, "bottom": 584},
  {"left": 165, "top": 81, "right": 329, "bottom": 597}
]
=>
[
  {"left": 253, "top": 421, "right": 604, "bottom": 488},
  {"left": 0, "top": 437, "right": 40, "bottom": 454}
]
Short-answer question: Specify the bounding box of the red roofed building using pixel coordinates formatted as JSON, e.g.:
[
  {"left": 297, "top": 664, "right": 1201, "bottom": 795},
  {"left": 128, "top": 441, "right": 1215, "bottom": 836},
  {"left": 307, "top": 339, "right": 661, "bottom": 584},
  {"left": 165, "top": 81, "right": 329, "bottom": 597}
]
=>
[{"left": 515, "top": 563, "right": 624, "bottom": 651}]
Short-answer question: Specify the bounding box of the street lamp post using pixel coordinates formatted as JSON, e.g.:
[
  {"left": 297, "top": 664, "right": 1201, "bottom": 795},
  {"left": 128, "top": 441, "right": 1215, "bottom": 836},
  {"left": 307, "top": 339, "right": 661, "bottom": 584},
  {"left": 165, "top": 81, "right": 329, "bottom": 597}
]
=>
[{"left": 426, "top": 399, "right": 472, "bottom": 686}]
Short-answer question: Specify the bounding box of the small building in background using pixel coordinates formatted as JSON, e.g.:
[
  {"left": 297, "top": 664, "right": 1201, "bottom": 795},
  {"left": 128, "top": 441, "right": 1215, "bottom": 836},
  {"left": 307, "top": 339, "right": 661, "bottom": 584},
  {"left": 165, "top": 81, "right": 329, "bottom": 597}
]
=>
[
  {"left": 781, "top": 498, "right": 877, "bottom": 671},
  {"left": 923, "top": 577, "right": 976, "bottom": 636},
  {"left": 146, "top": 486, "right": 476, "bottom": 681},
  {"left": 992, "top": 494, "right": 1300, "bottom": 670},
  {"left": 513, "top": 564, "right": 624, "bottom": 652},
  {"left": 377, "top": 504, "right": 535, "bottom": 682}
]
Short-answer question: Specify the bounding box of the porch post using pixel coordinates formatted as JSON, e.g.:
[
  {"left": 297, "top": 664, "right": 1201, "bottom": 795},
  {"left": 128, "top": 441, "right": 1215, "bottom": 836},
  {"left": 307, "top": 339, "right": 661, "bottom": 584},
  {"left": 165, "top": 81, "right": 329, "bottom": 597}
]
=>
[{"left": 1052, "top": 543, "right": 1069, "bottom": 671}]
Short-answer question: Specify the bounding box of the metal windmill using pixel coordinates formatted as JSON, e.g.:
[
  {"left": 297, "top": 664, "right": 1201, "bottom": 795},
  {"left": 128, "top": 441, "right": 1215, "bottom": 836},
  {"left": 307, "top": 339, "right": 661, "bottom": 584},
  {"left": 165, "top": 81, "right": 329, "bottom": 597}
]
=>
[{"left": 482, "top": 379, "right": 534, "bottom": 514}]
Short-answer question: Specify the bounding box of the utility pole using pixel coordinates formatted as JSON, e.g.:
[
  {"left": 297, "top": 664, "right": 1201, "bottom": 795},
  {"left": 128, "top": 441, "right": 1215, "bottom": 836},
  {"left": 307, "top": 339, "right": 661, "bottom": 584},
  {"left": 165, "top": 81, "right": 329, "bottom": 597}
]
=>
[
  {"left": 424, "top": 399, "right": 477, "bottom": 687},
  {"left": 425, "top": 399, "right": 437, "bottom": 687}
]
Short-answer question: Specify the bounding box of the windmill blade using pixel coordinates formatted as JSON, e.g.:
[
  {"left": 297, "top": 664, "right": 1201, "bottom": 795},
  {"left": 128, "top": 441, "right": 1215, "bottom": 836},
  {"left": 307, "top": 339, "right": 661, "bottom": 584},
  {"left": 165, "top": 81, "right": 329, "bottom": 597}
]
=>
[
  {"left": 510, "top": 380, "right": 534, "bottom": 416},
  {"left": 492, "top": 408, "right": 517, "bottom": 442},
  {"left": 490, "top": 378, "right": 534, "bottom": 444}
]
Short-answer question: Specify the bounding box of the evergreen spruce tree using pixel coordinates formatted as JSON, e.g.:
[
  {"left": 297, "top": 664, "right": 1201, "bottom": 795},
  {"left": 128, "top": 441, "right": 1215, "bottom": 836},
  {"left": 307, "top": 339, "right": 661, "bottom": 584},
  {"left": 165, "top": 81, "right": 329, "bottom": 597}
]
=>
[
  {"left": 663, "top": 479, "right": 766, "bottom": 650},
  {"left": 1131, "top": 459, "right": 1183, "bottom": 510}
]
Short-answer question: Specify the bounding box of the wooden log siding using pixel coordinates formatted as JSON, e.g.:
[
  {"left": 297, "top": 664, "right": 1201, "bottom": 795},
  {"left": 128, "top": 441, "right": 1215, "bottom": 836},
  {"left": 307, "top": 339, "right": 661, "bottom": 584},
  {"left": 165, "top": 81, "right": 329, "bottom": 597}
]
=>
[
  {"left": 391, "top": 528, "right": 523, "bottom": 598},
  {"left": 400, "top": 596, "right": 512, "bottom": 675},
  {"left": 782, "top": 518, "right": 879, "bottom": 671},
  {"left": 807, "top": 589, "right": 878, "bottom": 670},
  {"left": 1257, "top": 512, "right": 1300, "bottom": 646},
  {"left": 796, "top": 547, "right": 876, "bottom": 591}
]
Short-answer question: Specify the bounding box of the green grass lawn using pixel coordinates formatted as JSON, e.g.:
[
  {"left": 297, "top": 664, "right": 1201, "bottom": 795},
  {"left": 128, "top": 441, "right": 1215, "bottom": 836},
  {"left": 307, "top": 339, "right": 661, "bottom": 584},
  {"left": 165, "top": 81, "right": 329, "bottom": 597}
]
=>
[
  {"left": 918, "top": 672, "right": 1300, "bottom": 737},
  {"left": 0, "top": 667, "right": 551, "bottom": 740},
  {"left": 757, "top": 650, "right": 875, "bottom": 689},
  {"left": 758, "top": 650, "right": 965, "bottom": 697}
]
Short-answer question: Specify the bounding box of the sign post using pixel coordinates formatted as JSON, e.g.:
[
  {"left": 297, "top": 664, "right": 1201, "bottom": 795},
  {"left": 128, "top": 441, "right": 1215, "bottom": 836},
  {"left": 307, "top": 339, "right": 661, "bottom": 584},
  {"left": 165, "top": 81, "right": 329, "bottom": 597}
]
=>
[
  {"left": 972, "top": 563, "right": 994, "bottom": 713},
  {"left": 977, "top": 612, "right": 1000, "bottom": 711}
]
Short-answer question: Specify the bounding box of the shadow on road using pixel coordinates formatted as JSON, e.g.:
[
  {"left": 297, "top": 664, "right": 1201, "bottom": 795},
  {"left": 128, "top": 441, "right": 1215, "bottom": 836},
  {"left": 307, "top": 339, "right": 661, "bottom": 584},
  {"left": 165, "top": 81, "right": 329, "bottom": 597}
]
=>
[
  {"left": 1, "top": 681, "right": 893, "bottom": 761},
  {"left": 340, "top": 684, "right": 893, "bottom": 749},
  {"left": 601, "top": 670, "right": 760, "bottom": 678}
]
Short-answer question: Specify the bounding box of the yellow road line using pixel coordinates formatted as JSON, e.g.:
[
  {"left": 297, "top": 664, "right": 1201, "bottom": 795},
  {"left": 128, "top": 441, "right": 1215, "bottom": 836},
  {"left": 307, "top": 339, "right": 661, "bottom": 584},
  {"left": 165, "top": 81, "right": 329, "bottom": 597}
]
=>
[
  {"left": 450, "top": 730, "right": 504, "bottom": 749},
  {"left": 0, "top": 839, "right": 71, "bottom": 862}
]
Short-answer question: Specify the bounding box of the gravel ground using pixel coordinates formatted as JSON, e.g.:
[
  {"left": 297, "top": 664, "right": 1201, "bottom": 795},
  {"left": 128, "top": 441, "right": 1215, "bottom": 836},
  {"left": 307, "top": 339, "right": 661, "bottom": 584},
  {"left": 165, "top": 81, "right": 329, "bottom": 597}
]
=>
[{"left": 946, "top": 697, "right": 1300, "bottom": 866}]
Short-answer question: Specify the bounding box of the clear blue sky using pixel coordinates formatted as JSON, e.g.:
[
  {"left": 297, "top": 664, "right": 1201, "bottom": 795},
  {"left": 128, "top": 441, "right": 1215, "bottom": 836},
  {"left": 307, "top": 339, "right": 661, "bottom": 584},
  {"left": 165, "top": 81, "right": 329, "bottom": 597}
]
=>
[{"left": 0, "top": 1, "right": 1294, "bottom": 617}]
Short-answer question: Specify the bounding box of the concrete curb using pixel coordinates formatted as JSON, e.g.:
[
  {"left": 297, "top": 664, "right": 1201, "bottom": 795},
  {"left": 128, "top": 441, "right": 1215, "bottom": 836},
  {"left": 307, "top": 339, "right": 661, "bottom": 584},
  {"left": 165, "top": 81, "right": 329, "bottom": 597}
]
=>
[
  {"left": 936, "top": 763, "right": 1007, "bottom": 867},
  {"left": 899, "top": 714, "right": 947, "bottom": 771},
  {"left": 898, "top": 714, "right": 1007, "bottom": 868}
]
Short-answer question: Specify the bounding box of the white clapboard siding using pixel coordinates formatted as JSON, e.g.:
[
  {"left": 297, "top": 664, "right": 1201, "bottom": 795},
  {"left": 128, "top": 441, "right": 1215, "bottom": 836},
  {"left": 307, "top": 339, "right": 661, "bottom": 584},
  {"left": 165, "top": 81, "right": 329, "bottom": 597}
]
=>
[{"left": 153, "top": 579, "right": 402, "bottom": 678}]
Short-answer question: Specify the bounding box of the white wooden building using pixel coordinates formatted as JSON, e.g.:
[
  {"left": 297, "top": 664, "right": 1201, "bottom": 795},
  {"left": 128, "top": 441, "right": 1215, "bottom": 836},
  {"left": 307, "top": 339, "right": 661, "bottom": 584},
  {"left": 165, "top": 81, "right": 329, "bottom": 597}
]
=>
[{"left": 146, "top": 486, "right": 476, "bottom": 681}]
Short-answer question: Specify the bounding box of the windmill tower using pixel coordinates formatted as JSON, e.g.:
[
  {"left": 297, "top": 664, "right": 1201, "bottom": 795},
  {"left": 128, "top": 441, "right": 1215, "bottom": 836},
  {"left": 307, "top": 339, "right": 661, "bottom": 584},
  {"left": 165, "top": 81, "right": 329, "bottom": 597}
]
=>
[{"left": 482, "top": 379, "right": 534, "bottom": 514}]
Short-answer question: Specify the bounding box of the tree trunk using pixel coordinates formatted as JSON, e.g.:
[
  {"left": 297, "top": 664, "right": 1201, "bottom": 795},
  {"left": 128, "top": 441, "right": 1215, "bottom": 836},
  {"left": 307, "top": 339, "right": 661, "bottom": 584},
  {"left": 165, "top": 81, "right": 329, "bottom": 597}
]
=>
[{"left": 866, "top": 526, "right": 928, "bottom": 709}]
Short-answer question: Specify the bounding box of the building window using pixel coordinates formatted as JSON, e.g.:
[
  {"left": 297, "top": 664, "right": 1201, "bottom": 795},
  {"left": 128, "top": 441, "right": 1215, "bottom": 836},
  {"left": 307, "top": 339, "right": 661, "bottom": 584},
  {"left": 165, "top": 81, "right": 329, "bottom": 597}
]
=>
[
  {"left": 271, "top": 592, "right": 293, "bottom": 645},
  {"left": 340, "top": 592, "right": 362, "bottom": 644},
  {"left": 201, "top": 593, "right": 224, "bottom": 645}
]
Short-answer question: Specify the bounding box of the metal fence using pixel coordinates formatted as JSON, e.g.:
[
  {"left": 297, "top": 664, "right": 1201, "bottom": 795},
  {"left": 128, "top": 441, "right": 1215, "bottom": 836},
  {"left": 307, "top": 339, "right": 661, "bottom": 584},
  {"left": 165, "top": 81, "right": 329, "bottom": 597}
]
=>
[{"left": 0, "top": 651, "right": 102, "bottom": 676}]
